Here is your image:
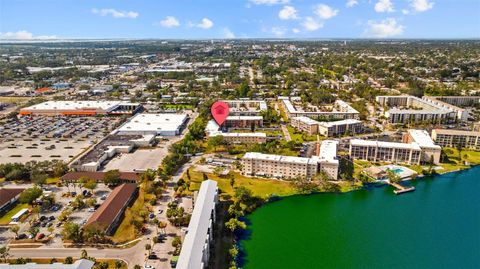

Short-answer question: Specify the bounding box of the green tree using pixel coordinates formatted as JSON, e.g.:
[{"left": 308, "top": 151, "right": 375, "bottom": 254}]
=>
[
  {"left": 10, "top": 225, "right": 20, "bottom": 238},
  {"left": 62, "top": 222, "right": 82, "bottom": 242},
  {"left": 104, "top": 170, "right": 121, "bottom": 186},
  {"left": 65, "top": 256, "right": 74, "bottom": 264},
  {"left": 226, "top": 218, "right": 247, "bottom": 232},
  {"left": 19, "top": 187, "right": 43, "bottom": 205}
]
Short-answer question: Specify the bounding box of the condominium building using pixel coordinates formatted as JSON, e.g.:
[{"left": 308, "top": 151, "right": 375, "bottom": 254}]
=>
[
  {"left": 242, "top": 152, "right": 319, "bottom": 179},
  {"left": 177, "top": 180, "right": 218, "bottom": 269},
  {"left": 291, "top": 116, "right": 363, "bottom": 137},
  {"left": 291, "top": 116, "right": 319, "bottom": 135},
  {"left": 431, "top": 129, "right": 480, "bottom": 150},
  {"left": 315, "top": 140, "right": 339, "bottom": 180},
  {"left": 223, "top": 99, "right": 268, "bottom": 116},
  {"left": 318, "top": 119, "right": 363, "bottom": 137},
  {"left": 281, "top": 99, "right": 359, "bottom": 120},
  {"left": 224, "top": 116, "right": 263, "bottom": 128},
  {"left": 376, "top": 95, "right": 456, "bottom": 124},
  {"left": 349, "top": 139, "right": 422, "bottom": 165},
  {"left": 403, "top": 129, "right": 441, "bottom": 164},
  {"left": 217, "top": 132, "right": 267, "bottom": 144},
  {"left": 422, "top": 96, "right": 469, "bottom": 121},
  {"left": 242, "top": 140, "right": 339, "bottom": 180},
  {"left": 430, "top": 96, "right": 480, "bottom": 107}
]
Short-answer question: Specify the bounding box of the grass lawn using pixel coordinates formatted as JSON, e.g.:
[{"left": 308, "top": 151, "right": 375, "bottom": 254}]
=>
[
  {"left": 163, "top": 104, "right": 194, "bottom": 110},
  {"left": 0, "top": 96, "right": 30, "bottom": 104},
  {"left": 46, "top": 177, "right": 60, "bottom": 184},
  {"left": 287, "top": 125, "right": 317, "bottom": 142},
  {"left": 111, "top": 184, "right": 149, "bottom": 244},
  {"left": 0, "top": 203, "right": 29, "bottom": 225},
  {"left": 0, "top": 177, "right": 5, "bottom": 183},
  {"left": 186, "top": 169, "right": 297, "bottom": 199}
]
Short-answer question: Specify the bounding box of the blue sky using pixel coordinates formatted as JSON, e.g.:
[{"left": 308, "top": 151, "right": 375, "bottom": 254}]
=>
[{"left": 0, "top": 0, "right": 479, "bottom": 39}]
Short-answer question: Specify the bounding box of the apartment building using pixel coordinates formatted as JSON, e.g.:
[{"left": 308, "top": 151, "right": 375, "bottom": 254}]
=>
[
  {"left": 281, "top": 99, "right": 359, "bottom": 120},
  {"left": 224, "top": 116, "right": 263, "bottom": 128},
  {"left": 218, "top": 132, "right": 267, "bottom": 144},
  {"left": 431, "top": 129, "right": 480, "bottom": 150},
  {"left": 403, "top": 129, "right": 441, "bottom": 164},
  {"left": 242, "top": 152, "right": 318, "bottom": 179},
  {"left": 432, "top": 96, "right": 480, "bottom": 107},
  {"left": 422, "top": 96, "right": 469, "bottom": 121},
  {"left": 177, "top": 180, "right": 218, "bottom": 269},
  {"left": 223, "top": 100, "right": 268, "bottom": 116},
  {"left": 242, "top": 140, "right": 339, "bottom": 180},
  {"left": 349, "top": 139, "right": 422, "bottom": 165},
  {"left": 376, "top": 95, "right": 456, "bottom": 124},
  {"left": 291, "top": 116, "right": 319, "bottom": 135},
  {"left": 291, "top": 117, "right": 363, "bottom": 137},
  {"left": 315, "top": 140, "right": 339, "bottom": 180},
  {"left": 318, "top": 119, "right": 363, "bottom": 137}
]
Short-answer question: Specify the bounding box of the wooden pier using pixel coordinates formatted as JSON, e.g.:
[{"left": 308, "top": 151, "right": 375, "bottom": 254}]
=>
[{"left": 389, "top": 182, "right": 415, "bottom": 195}]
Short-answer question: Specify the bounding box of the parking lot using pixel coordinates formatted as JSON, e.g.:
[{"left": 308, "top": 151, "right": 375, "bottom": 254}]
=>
[
  {"left": 103, "top": 146, "right": 169, "bottom": 172},
  {"left": 0, "top": 116, "right": 125, "bottom": 164},
  {"left": 0, "top": 181, "right": 113, "bottom": 247}
]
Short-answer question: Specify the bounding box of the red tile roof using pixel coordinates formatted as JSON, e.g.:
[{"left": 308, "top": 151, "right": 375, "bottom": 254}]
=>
[
  {"left": 85, "top": 183, "right": 137, "bottom": 230},
  {"left": 35, "top": 87, "right": 51, "bottom": 93}
]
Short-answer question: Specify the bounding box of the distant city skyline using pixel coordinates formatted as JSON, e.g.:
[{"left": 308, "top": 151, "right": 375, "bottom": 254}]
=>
[{"left": 0, "top": 0, "right": 479, "bottom": 40}]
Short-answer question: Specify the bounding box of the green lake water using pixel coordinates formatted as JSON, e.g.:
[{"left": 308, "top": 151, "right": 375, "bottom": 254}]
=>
[{"left": 241, "top": 166, "right": 480, "bottom": 269}]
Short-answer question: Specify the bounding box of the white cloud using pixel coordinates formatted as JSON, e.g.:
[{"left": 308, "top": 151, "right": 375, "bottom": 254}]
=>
[
  {"left": 158, "top": 16, "right": 180, "bottom": 28},
  {"left": 92, "top": 8, "right": 138, "bottom": 19},
  {"left": 410, "top": 0, "right": 434, "bottom": 12},
  {"left": 249, "top": 0, "right": 289, "bottom": 5},
  {"left": 302, "top": 17, "right": 324, "bottom": 31},
  {"left": 292, "top": 28, "right": 301, "bottom": 33},
  {"left": 346, "top": 0, "right": 358, "bottom": 8},
  {"left": 196, "top": 18, "right": 214, "bottom": 29},
  {"left": 271, "top": 26, "right": 287, "bottom": 37},
  {"left": 365, "top": 18, "right": 404, "bottom": 37},
  {"left": 222, "top": 28, "right": 235, "bottom": 38},
  {"left": 279, "top": 5, "right": 298, "bottom": 20},
  {"left": 0, "top": 30, "right": 57, "bottom": 40},
  {"left": 314, "top": 4, "right": 339, "bottom": 20},
  {"left": 402, "top": 9, "right": 410, "bottom": 15},
  {"left": 374, "top": 0, "right": 394, "bottom": 13}
]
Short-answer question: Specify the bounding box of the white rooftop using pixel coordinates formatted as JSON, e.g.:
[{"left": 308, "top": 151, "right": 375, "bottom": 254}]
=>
[
  {"left": 116, "top": 113, "right": 187, "bottom": 134},
  {"left": 243, "top": 152, "right": 318, "bottom": 165},
  {"left": 293, "top": 116, "right": 319, "bottom": 125},
  {"left": 318, "top": 119, "right": 362, "bottom": 127},
  {"left": 226, "top": 116, "right": 263, "bottom": 121},
  {"left": 350, "top": 139, "right": 422, "bottom": 150},
  {"left": 22, "top": 101, "right": 135, "bottom": 112},
  {"left": 177, "top": 180, "right": 218, "bottom": 269},
  {"left": 220, "top": 132, "right": 267, "bottom": 137},
  {"left": 408, "top": 129, "right": 441, "bottom": 149},
  {"left": 318, "top": 140, "right": 339, "bottom": 164}
]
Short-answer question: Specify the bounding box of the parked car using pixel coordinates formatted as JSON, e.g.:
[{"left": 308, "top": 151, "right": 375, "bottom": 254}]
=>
[
  {"left": 149, "top": 213, "right": 155, "bottom": 219},
  {"left": 35, "top": 233, "right": 45, "bottom": 240},
  {"left": 41, "top": 222, "right": 47, "bottom": 227},
  {"left": 48, "top": 216, "right": 55, "bottom": 221},
  {"left": 88, "top": 208, "right": 95, "bottom": 212},
  {"left": 148, "top": 254, "right": 158, "bottom": 260},
  {"left": 16, "top": 234, "right": 27, "bottom": 240},
  {"left": 39, "top": 216, "right": 47, "bottom": 221}
]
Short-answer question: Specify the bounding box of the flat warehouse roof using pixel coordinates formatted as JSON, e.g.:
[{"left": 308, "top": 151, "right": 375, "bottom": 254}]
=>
[
  {"left": 116, "top": 113, "right": 188, "bottom": 134},
  {"left": 21, "top": 101, "right": 137, "bottom": 112}
]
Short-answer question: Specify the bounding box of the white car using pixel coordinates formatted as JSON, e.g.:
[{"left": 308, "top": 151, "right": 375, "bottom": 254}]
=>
[{"left": 144, "top": 265, "right": 154, "bottom": 269}]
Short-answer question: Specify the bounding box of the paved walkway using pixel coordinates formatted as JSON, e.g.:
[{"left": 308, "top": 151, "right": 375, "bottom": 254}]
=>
[{"left": 281, "top": 124, "right": 292, "bottom": 141}]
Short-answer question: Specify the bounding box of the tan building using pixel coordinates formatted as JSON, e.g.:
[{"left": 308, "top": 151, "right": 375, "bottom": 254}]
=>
[
  {"left": 431, "top": 129, "right": 480, "bottom": 150},
  {"left": 291, "top": 116, "right": 319, "bottom": 135},
  {"left": 218, "top": 132, "right": 267, "bottom": 144},
  {"left": 242, "top": 152, "right": 318, "bottom": 179},
  {"left": 242, "top": 140, "right": 339, "bottom": 180},
  {"left": 281, "top": 99, "right": 359, "bottom": 120},
  {"left": 224, "top": 116, "right": 263, "bottom": 128}
]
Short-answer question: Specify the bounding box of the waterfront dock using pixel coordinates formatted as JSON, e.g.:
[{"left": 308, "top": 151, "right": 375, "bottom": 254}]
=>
[{"left": 389, "top": 182, "right": 416, "bottom": 195}]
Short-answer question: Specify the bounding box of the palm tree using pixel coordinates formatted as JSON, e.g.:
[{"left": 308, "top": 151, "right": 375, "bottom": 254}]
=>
[
  {"left": 158, "top": 221, "right": 167, "bottom": 235},
  {"left": 10, "top": 225, "right": 20, "bottom": 238}
]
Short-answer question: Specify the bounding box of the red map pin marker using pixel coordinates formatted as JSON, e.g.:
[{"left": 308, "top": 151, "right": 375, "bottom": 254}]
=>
[{"left": 211, "top": 101, "right": 229, "bottom": 125}]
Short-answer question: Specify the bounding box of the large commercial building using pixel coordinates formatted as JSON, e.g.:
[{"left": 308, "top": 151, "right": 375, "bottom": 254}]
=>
[
  {"left": 19, "top": 101, "right": 141, "bottom": 116},
  {"left": 242, "top": 140, "right": 339, "bottom": 180},
  {"left": 291, "top": 117, "right": 363, "bottom": 137},
  {"left": 85, "top": 183, "right": 137, "bottom": 235},
  {"left": 115, "top": 113, "right": 188, "bottom": 136},
  {"left": 281, "top": 99, "right": 359, "bottom": 120},
  {"left": 349, "top": 139, "right": 422, "bottom": 165},
  {"left": 177, "top": 180, "right": 218, "bottom": 269},
  {"left": 205, "top": 119, "right": 267, "bottom": 144},
  {"left": 224, "top": 116, "right": 263, "bottom": 128},
  {"left": 376, "top": 95, "right": 457, "bottom": 124},
  {"left": 403, "top": 129, "right": 441, "bottom": 164},
  {"left": 431, "top": 129, "right": 480, "bottom": 150},
  {"left": 223, "top": 100, "right": 268, "bottom": 116}
]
